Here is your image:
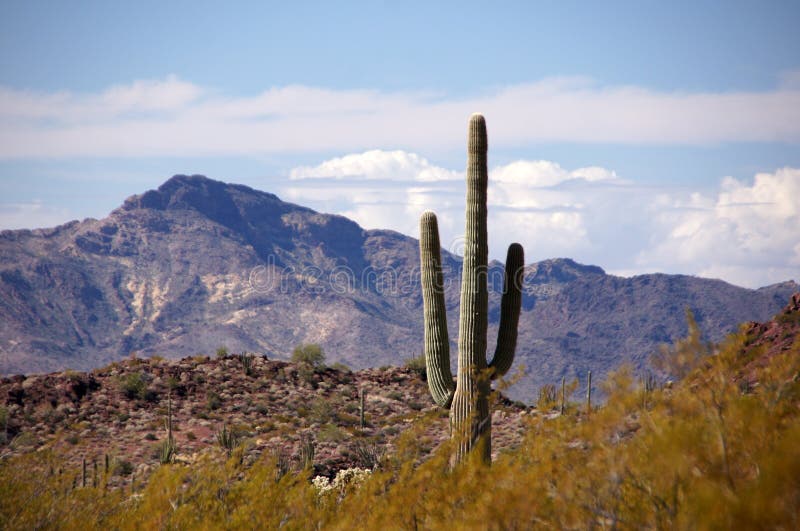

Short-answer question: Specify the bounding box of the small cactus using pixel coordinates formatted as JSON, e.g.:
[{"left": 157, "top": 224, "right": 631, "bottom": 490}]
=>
[
  {"left": 160, "top": 391, "right": 176, "bottom": 464},
  {"left": 586, "top": 370, "right": 593, "bottom": 415},
  {"left": 359, "top": 387, "right": 366, "bottom": 429},
  {"left": 216, "top": 423, "right": 239, "bottom": 456},
  {"left": 420, "top": 113, "right": 524, "bottom": 464},
  {"left": 299, "top": 436, "right": 315, "bottom": 470},
  {"left": 237, "top": 352, "right": 256, "bottom": 376}
]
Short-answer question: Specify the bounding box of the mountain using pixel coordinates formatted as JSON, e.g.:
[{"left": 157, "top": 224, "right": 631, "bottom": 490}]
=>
[{"left": 1, "top": 175, "right": 796, "bottom": 401}]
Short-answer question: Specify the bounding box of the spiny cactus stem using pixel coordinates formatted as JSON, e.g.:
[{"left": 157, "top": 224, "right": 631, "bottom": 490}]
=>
[
  {"left": 359, "top": 386, "right": 366, "bottom": 429},
  {"left": 452, "top": 113, "right": 491, "bottom": 463},
  {"left": 560, "top": 376, "right": 566, "bottom": 415},
  {"left": 166, "top": 391, "right": 173, "bottom": 444},
  {"left": 489, "top": 243, "right": 524, "bottom": 378},
  {"left": 420, "top": 211, "right": 455, "bottom": 408},
  {"left": 586, "top": 370, "right": 593, "bottom": 415}
]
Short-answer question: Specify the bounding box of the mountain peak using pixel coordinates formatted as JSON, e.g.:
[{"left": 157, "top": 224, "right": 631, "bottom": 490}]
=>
[
  {"left": 527, "top": 257, "right": 605, "bottom": 284},
  {"left": 120, "top": 174, "right": 275, "bottom": 213}
]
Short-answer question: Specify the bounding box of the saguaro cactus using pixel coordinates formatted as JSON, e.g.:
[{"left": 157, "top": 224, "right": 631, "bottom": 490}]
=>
[{"left": 420, "top": 113, "right": 524, "bottom": 464}]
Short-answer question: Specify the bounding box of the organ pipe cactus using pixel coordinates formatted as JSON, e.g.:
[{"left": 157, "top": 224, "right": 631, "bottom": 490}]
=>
[{"left": 420, "top": 113, "right": 524, "bottom": 464}]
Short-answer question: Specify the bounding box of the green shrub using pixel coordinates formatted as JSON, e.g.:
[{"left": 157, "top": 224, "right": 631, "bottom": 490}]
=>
[
  {"left": 330, "top": 362, "right": 351, "bottom": 372},
  {"left": 291, "top": 343, "right": 325, "bottom": 368},
  {"left": 120, "top": 373, "right": 146, "bottom": 399},
  {"left": 404, "top": 354, "right": 427, "bottom": 381},
  {"left": 112, "top": 459, "right": 133, "bottom": 477},
  {"left": 317, "top": 423, "right": 345, "bottom": 443},
  {"left": 207, "top": 392, "right": 222, "bottom": 411},
  {"left": 309, "top": 399, "right": 334, "bottom": 424}
]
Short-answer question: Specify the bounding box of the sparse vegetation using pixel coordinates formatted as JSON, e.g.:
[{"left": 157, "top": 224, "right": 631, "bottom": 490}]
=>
[
  {"left": 1, "top": 297, "right": 798, "bottom": 528},
  {"left": 1, "top": 323, "right": 798, "bottom": 528}
]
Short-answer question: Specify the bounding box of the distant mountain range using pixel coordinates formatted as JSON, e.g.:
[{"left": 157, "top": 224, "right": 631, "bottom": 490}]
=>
[{"left": 1, "top": 175, "right": 796, "bottom": 401}]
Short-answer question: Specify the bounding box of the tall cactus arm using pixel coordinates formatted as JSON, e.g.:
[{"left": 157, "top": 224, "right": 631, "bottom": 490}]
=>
[
  {"left": 420, "top": 211, "right": 456, "bottom": 408},
  {"left": 489, "top": 243, "right": 524, "bottom": 379}
]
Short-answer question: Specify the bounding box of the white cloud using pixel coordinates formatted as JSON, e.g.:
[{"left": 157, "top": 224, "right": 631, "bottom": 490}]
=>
[
  {"left": 283, "top": 151, "right": 799, "bottom": 288},
  {"left": 1, "top": 76, "right": 800, "bottom": 158},
  {"left": 0, "top": 75, "right": 202, "bottom": 124},
  {"left": 282, "top": 150, "right": 628, "bottom": 261},
  {"left": 289, "top": 150, "right": 461, "bottom": 182},
  {"left": 637, "top": 167, "right": 800, "bottom": 287},
  {"left": 98, "top": 75, "right": 203, "bottom": 114}
]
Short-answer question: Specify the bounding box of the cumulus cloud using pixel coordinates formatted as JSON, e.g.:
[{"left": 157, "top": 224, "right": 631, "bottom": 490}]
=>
[
  {"left": 283, "top": 150, "right": 631, "bottom": 261},
  {"left": 1, "top": 76, "right": 800, "bottom": 158},
  {"left": 637, "top": 167, "right": 800, "bottom": 287},
  {"left": 282, "top": 151, "right": 799, "bottom": 288},
  {"left": 290, "top": 150, "right": 461, "bottom": 182}
]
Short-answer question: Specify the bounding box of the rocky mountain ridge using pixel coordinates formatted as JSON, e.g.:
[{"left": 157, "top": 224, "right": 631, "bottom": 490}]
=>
[{"left": 0, "top": 174, "right": 796, "bottom": 401}]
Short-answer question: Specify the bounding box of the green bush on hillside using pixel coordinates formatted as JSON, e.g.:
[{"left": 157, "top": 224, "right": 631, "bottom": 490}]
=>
[{"left": 291, "top": 343, "right": 325, "bottom": 368}]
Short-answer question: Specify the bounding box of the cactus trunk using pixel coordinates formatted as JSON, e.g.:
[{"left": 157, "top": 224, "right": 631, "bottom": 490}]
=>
[
  {"left": 586, "top": 370, "right": 593, "bottom": 415},
  {"left": 451, "top": 113, "right": 491, "bottom": 462},
  {"left": 359, "top": 386, "right": 366, "bottom": 429},
  {"left": 420, "top": 113, "right": 524, "bottom": 464}
]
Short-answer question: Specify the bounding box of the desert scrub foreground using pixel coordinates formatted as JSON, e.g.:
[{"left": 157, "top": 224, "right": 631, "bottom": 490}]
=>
[{"left": 2, "top": 323, "right": 799, "bottom": 530}]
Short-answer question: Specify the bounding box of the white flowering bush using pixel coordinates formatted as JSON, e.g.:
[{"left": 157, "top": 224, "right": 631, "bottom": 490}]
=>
[{"left": 312, "top": 467, "right": 372, "bottom": 498}]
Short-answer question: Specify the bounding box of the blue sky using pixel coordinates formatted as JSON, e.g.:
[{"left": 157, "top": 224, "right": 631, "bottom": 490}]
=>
[{"left": 1, "top": 1, "right": 799, "bottom": 287}]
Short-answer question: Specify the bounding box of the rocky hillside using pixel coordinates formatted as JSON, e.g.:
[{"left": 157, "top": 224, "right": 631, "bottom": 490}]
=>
[
  {"left": 0, "top": 174, "right": 796, "bottom": 401},
  {"left": 736, "top": 292, "right": 800, "bottom": 386},
  {"left": 0, "top": 355, "right": 528, "bottom": 484}
]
